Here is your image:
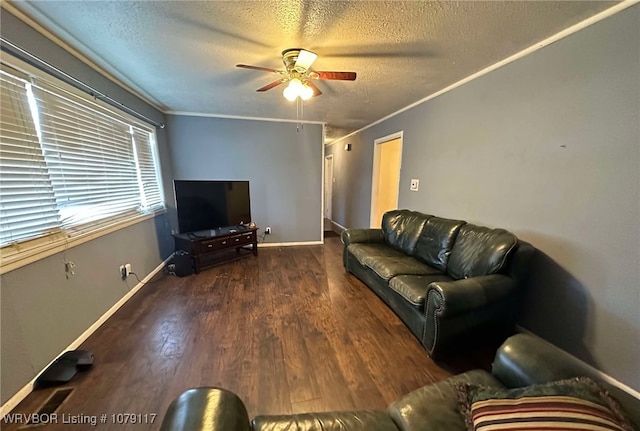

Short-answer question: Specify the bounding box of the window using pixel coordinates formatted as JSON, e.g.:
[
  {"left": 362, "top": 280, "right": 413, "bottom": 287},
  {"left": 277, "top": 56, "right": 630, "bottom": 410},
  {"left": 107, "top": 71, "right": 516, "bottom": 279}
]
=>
[
  {"left": 0, "top": 62, "right": 164, "bottom": 269},
  {"left": 0, "top": 68, "right": 60, "bottom": 245}
]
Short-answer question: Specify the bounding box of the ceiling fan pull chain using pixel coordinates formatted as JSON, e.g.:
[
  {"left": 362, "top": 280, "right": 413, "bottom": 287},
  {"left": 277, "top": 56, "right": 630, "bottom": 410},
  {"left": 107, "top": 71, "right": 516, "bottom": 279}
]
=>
[
  {"left": 296, "top": 98, "right": 301, "bottom": 133},
  {"left": 295, "top": 98, "right": 305, "bottom": 132}
]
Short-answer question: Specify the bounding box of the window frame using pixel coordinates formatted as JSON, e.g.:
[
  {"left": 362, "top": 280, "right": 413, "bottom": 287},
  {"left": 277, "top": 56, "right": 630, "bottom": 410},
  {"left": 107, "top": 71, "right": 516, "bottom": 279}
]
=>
[{"left": 0, "top": 56, "right": 165, "bottom": 275}]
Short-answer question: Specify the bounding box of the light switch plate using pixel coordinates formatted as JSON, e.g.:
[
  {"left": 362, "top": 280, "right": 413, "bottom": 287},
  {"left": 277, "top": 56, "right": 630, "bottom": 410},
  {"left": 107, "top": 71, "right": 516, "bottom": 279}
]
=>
[{"left": 410, "top": 179, "right": 419, "bottom": 191}]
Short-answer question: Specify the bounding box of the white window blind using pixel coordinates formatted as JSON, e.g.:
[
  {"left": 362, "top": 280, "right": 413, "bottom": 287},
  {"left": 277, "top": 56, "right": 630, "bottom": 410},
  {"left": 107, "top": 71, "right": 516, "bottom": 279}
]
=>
[
  {"left": 131, "top": 125, "right": 163, "bottom": 211},
  {"left": 31, "top": 80, "right": 143, "bottom": 230},
  {"left": 0, "top": 69, "right": 61, "bottom": 246},
  {"left": 0, "top": 61, "right": 164, "bottom": 257}
]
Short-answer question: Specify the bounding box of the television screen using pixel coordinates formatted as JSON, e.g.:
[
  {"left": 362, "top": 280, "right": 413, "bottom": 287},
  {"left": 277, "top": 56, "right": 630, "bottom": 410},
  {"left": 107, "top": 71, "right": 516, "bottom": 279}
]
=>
[{"left": 174, "top": 180, "right": 251, "bottom": 233}]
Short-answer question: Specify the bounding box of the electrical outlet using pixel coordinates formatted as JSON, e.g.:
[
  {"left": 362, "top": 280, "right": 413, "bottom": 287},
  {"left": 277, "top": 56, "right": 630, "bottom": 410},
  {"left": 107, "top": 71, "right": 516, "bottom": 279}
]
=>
[
  {"left": 410, "top": 179, "right": 420, "bottom": 191},
  {"left": 265, "top": 226, "right": 272, "bottom": 235},
  {"left": 119, "top": 265, "right": 127, "bottom": 280},
  {"left": 125, "top": 263, "right": 132, "bottom": 275}
]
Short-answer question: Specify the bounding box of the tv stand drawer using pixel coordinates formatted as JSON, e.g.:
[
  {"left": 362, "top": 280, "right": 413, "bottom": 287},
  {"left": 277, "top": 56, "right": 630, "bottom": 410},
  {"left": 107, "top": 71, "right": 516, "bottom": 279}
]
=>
[
  {"left": 198, "top": 232, "right": 255, "bottom": 251},
  {"left": 235, "top": 232, "right": 256, "bottom": 246},
  {"left": 198, "top": 237, "right": 232, "bottom": 252},
  {"left": 174, "top": 228, "right": 258, "bottom": 273}
]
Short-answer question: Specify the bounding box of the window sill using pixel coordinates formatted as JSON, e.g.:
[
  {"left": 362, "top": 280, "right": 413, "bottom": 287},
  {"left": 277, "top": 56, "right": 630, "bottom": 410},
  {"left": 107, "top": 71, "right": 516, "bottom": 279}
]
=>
[{"left": 0, "top": 209, "right": 166, "bottom": 275}]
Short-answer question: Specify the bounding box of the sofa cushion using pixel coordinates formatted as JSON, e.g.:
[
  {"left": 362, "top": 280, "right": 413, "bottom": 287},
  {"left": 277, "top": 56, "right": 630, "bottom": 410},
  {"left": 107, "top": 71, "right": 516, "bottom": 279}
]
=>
[
  {"left": 347, "top": 243, "right": 407, "bottom": 266},
  {"left": 382, "top": 210, "right": 433, "bottom": 255},
  {"left": 363, "top": 255, "right": 440, "bottom": 281},
  {"left": 252, "top": 410, "right": 398, "bottom": 431},
  {"left": 457, "top": 377, "right": 635, "bottom": 431},
  {"left": 389, "top": 274, "right": 454, "bottom": 309},
  {"left": 447, "top": 224, "right": 518, "bottom": 280},
  {"left": 414, "top": 217, "right": 466, "bottom": 271},
  {"left": 389, "top": 369, "right": 503, "bottom": 431}
]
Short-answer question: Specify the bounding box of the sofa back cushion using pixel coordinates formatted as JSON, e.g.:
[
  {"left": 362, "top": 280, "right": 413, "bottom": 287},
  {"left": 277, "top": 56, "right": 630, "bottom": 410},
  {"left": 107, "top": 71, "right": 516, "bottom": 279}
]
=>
[
  {"left": 447, "top": 224, "right": 518, "bottom": 280},
  {"left": 382, "top": 210, "right": 432, "bottom": 255},
  {"left": 413, "top": 217, "right": 466, "bottom": 271}
]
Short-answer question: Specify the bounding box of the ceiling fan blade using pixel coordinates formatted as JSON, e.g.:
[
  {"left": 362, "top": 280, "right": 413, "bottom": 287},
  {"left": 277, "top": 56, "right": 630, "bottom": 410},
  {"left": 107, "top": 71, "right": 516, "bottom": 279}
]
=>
[
  {"left": 314, "top": 71, "right": 357, "bottom": 81},
  {"left": 306, "top": 81, "right": 322, "bottom": 97},
  {"left": 295, "top": 49, "right": 318, "bottom": 71},
  {"left": 257, "top": 80, "right": 284, "bottom": 92},
  {"left": 236, "top": 64, "right": 282, "bottom": 73}
]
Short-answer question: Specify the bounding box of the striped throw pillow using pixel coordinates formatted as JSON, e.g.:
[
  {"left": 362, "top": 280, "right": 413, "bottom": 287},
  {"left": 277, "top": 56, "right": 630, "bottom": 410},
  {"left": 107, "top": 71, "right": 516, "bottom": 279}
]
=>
[
  {"left": 470, "top": 395, "right": 629, "bottom": 431},
  {"left": 457, "top": 377, "right": 635, "bottom": 431}
]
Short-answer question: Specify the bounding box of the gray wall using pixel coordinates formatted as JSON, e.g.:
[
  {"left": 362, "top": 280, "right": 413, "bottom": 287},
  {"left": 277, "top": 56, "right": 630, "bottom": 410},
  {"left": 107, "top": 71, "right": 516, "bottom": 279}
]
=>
[
  {"left": 1, "top": 219, "right": 168, "bottom": 403},
  {"left": 0, "top": 10, "right": 173, "bottom": 404},
  {"left": 327, "top": 6, "right": 640, "bottom": 390},
  {"left": 166, "top": 115, "right": 323, "bottom": 243}
]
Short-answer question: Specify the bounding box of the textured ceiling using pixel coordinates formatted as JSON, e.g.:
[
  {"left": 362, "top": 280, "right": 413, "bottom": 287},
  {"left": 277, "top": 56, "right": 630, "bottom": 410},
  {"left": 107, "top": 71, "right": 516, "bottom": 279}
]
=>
[{"left": 8, "top": 1, "right": 618, "bottom": 142}]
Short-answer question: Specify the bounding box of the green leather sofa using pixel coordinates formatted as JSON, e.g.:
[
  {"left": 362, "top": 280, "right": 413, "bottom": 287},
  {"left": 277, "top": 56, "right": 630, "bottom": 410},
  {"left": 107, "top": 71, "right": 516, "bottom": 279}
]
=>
[
  {"left": 159, "top": 333, "right": 639, "bottom": 431},
  {"left": 341, "top": 210, "right": 533, "bottom": 358}
]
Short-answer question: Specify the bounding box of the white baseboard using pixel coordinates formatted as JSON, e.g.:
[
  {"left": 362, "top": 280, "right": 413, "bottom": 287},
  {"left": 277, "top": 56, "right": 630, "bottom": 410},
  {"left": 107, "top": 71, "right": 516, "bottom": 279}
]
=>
[
  {"left": 259, "top": 241, "right": 323, "bottom": 248},
  {"left": 329, "top": 220, "right": 347, "bottom": 232},
  {"left": 0, "top": 258, "right": 169, "bottom": 417},
  {"left": 515, "top": 325, "right": 640, "bottom": 400}
]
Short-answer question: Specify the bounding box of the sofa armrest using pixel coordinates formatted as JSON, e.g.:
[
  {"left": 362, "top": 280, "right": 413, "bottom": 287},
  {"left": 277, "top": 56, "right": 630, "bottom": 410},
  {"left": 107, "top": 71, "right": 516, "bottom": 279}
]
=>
[
  {"left": 493, "top": 333, "right": 593, "bottom": 387},
  {"left": 341, "top": 228, "right": 384, "bottom": 246},
  {"left": 389, "top": 370, "right": 503, "bottom": 431},
  {"left": 160, "top": 387, "right": 250, "bottom": 431},
  {"left": 426, "top": 274, "right": 516, "bottom": 319}
]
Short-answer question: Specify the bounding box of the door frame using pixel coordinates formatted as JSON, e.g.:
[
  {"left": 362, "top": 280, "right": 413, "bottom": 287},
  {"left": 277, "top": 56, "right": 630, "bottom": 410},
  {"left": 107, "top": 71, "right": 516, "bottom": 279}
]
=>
[
  {"left": 324, "top": 154, "right": 333, "bottom": 221},
  {"left": 370, "top": 131, "right": 403, "bottom": 228}
]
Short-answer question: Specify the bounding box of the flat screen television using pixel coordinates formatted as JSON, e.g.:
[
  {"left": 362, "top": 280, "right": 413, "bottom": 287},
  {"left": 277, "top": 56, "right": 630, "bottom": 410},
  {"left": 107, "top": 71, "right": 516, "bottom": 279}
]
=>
[{"left": 174, "top": 180, "right": 251, "bottom": 233}]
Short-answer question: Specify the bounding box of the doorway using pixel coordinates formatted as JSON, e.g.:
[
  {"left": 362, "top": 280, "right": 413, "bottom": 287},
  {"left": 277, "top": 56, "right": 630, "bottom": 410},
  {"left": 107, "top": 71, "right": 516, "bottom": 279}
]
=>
[
  {"left": 324, "top": 155, "right": 333, "bottom": 221},
  {"left": 370, "top": 132, "right": 403, "bottom": 228}
]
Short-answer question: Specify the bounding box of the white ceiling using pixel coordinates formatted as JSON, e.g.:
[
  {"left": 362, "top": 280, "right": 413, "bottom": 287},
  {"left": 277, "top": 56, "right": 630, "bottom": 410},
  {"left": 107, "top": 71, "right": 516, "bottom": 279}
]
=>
[{"left": 9, "top": 1, "right": 618, "bottom": 142}]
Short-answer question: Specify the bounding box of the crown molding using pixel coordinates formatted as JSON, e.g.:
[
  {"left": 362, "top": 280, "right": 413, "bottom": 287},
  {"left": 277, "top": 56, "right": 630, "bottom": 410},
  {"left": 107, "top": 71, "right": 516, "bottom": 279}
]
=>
[
  {"left": 330, "top": 0, "right": 640, "bottom": 146},
  {"left": 166, "top": 111, "right": 325, "bottom": 125}
]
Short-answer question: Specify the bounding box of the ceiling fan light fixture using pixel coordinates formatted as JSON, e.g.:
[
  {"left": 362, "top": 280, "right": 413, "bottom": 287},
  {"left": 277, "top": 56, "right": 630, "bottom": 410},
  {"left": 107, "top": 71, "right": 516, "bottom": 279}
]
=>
[
  {"left": 290, "top": 78, "right": 304, "bottom": 92},
  {"left": 300, "top": 84, "right": 314, "bottom": 101},
  {"left": 295, "top": 49, "right": 318, "bottom": 71},
  {"left": 283, "top": 84, "right": 298, "bottom": 101},
  {"left": 283, "top": 78, "right": 314, "bottom": 101},
  {"left": 238, "top": 49, "right": 356, "bottom": 100},
  {"left": 283, "top": 79, "right": 302, "bottom": 101}
]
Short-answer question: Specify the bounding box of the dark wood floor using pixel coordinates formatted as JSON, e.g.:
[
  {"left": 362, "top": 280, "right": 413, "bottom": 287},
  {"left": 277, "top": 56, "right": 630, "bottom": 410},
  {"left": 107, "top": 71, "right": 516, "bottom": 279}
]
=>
[{"left": 3, "top": 237, "right": 491, "bottom": 430}]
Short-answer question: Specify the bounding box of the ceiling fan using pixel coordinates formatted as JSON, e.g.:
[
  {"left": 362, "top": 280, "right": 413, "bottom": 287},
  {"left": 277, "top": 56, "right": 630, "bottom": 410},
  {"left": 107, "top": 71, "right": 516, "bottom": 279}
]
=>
[{"left": 236, "top": 48, "right": 357, "bottom": 101}]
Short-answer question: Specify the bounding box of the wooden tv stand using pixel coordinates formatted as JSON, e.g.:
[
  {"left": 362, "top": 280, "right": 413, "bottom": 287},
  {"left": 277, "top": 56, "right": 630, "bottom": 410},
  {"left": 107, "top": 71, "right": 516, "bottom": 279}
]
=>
[{"left": 173, "top": 226, "right": 258, "bottom": 273}]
